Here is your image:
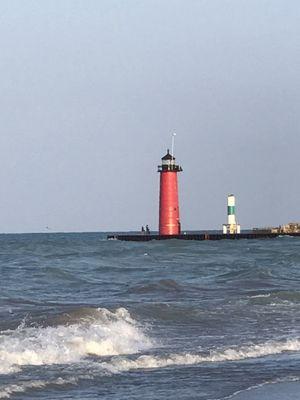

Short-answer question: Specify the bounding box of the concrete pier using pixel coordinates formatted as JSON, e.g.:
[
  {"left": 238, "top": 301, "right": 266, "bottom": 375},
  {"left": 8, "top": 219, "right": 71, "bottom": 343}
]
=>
[{"left": 107, "top": 232, "right": 300, "bottom": 241}]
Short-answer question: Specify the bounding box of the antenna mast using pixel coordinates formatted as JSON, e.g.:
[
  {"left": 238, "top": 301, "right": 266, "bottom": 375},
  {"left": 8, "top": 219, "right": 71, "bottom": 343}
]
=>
[{"left": 171, "top": 132, "right": 176, "bottom": 157}]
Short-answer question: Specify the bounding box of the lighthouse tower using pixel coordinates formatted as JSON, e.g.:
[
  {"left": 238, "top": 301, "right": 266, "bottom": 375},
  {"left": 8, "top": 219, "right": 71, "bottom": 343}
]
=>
[
  {"left": 158, "top": 149, "right": 183, "bottom": 235},
  {"left": 223, "top": 194, "right": 241, "bottom": 234}
]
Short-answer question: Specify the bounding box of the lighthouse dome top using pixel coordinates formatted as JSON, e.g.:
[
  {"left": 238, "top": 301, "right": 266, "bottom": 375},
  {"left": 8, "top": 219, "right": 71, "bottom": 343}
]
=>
[
  {"left": 162, "top": 149, "right": 175, "bottom": 161},
  {"left": 158, "top": 149, "right": 182, "bottom": 172}
]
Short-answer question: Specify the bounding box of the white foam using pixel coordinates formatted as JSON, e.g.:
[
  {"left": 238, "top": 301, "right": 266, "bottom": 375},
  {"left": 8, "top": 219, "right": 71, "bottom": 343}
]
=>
[
  {"left": 102, "top": 338, "right": 300, "bottom": 373},
  {"left": 222, "top": 376, "right": 300, "bottom": 399},
  {"left": 0, "top": 377, "right": 77, "bottom": 399},
  {"left": 0, "top": 308, "right": 152, "bottom": 375},
  {"left": 1, "top": 334, "right": 300, "bottom": 399},
  {"left": 250, "top": 294, "right": 271, "bottom": 298}
]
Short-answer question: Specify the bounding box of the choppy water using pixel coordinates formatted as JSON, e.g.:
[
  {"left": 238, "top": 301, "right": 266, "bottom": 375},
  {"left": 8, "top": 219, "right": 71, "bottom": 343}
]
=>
[{"left": 0, "top": 233, "right": 300, "bottom": 399}]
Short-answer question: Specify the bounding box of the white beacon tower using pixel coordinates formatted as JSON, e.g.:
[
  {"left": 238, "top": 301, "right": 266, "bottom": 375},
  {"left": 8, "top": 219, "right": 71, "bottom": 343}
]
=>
[{"left": 223, "top": 194, "right": 241, "bottom": 234}]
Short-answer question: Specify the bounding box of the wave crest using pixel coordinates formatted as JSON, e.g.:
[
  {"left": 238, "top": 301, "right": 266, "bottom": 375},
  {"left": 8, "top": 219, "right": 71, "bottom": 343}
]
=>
[
  {"left": 0, "top": 378, "right": 77, "bottom": 399},
  {"left": 102, "top": 337, "right": 300, "bottom": 372},
  {"left": 0, "top": 307, "right": 152, "bottom": 375}
]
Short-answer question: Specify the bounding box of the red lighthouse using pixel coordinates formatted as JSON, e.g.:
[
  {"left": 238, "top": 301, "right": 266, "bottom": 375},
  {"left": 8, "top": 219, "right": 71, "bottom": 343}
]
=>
[{"left": 158, "top": 149, "right": 183, "bottom": 235}]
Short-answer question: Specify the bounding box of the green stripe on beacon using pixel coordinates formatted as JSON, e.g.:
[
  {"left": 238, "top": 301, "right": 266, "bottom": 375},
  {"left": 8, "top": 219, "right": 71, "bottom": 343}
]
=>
[{"left": 228, "top": 206, "right": 235, "bottom": 215}]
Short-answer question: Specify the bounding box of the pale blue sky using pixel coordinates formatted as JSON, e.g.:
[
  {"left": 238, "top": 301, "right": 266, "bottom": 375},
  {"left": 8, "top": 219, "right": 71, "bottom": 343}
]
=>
[{"left": 0, "top": 0, "right": 299, "bottom": 232}]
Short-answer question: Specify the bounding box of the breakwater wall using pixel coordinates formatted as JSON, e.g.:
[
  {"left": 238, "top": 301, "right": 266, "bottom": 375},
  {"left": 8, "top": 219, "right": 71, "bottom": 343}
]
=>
[{"left": 107, "top": 232, "right": 300, "bottom": 241}]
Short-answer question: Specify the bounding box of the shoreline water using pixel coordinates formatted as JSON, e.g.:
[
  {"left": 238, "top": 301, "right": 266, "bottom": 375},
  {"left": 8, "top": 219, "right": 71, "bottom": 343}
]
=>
[{"left": 229, "top": 380, "right": 300, "bottom": 399}]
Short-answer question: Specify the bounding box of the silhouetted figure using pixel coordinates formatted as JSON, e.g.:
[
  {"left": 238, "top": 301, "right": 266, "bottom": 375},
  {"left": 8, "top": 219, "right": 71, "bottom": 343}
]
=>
[
  {"left": 141, "top": 226, "right": 145, "bottom": 234},
  {"left": 145, "top": 225, "right": 150, "bottom": 235}
]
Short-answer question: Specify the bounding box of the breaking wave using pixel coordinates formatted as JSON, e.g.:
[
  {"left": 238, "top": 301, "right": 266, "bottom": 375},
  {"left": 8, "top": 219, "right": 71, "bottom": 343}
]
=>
[
  {"left": 0, "top": 315, "right": 300, "bottom": 399},
  {"left": 0, "top": 307, "right": 153, "bottom": 375},
  {"left": 1, "top": 305, "right": 300, "bottom": 377},
  {"left": 101, "top": 337, "right": 300, "bottom": 373},
  {"left": 0, "top": 378, "right": 77, "bottom": 399},
  {"left": 221, "top": 376, "right": 300, "bottom": 399}
]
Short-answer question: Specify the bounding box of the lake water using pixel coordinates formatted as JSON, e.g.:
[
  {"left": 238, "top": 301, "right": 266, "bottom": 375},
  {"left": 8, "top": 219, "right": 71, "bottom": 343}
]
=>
[{"left": 0, "top": 233, "right": 299, "bottom": 399}]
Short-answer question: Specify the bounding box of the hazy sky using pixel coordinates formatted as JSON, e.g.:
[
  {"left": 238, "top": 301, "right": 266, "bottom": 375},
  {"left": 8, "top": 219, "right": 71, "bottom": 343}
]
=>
[{"left": 0, "top": 0, "right": 299, "bottom": 233}]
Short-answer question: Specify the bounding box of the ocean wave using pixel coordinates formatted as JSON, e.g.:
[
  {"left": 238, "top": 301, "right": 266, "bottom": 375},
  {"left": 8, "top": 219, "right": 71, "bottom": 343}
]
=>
[
  {"left": 249, "top": 293, "right": 271, "bottom": 299},
  {"left": 132, "top": 302, "right": 204, "bottom": 323},
  {"left": 1, "top": 304, "right": 299, "bottom": 377},
  {"left": 220, "top": 376, "right": 300, "bottom": 399},
  {"left": 1, "top": 335, "right": 300, "bottom": 398},
  {"left": 0, "top": 307, "right": 153, "bottom": 375},
  {"left": 0, "top": 377, "right": 77, "bottom": 399},
  {"left": 127, "top": 279, "right": 184, "bottom": 294},
  {"left": 101, "top": 338, "right": 300, "bottom": 373},
  {"left": 248, "top": 290, "right": 300, "bottom": 305}
]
